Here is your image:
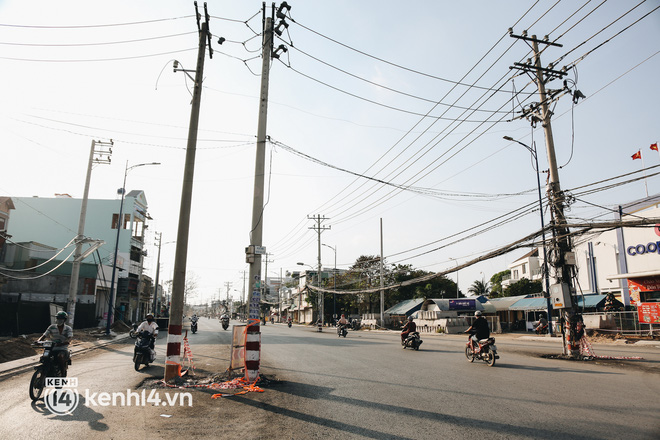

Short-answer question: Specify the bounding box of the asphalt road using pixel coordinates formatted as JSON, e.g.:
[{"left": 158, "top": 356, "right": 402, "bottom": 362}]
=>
[{"left": 1, "top": 318, "right": 658, "bottom": 439}]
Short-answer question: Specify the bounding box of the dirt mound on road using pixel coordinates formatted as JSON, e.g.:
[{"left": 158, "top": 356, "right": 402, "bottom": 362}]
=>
[{"left": 0, "top": 337, "right": 38, "bottom": 363}]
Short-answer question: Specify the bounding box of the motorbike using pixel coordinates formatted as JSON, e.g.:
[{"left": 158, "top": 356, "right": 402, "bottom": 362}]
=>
[
  {"left": 221, "top": 318, "right": 229, "bottom": 331},
  {"left": 337, "top": 324, "right": 348, "bottom": 338},
  {"left": 129, "top": 322, "right": 138, "bottom": 339},
  {"left": 287, "top": 320, "right": 292, "bottom": 328},
  {"left": 465, "top": 335, "right": 499, "bottom": 367},
  {"left": 29, "top": 341, "right": 70, "bottom": 401},
  {"left": 535, "top": 323, "right": 548, "bottom": 335},
  {"left": 401, "top": 331, "right": 423, "bottom": 350},
  {"left": 133, "top": 331, "right": 156, "bottom": 371},
  {"left": 191, "top": 320, "right": 198, "bottom": 334}
]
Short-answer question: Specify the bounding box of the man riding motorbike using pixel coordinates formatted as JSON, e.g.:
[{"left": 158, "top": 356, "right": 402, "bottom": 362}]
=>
[
  {"left": 136, "top": 313, "right": 158, "bottom": 351},
  {"left": 36, "top": 310, "right": 73, "bottom": 375},
  {"left": 534, "top": 314, "right": 548, "bottom": 334},
  {"left": 401, "top": 315, "right": 416, "bottom": 345},
  {"left": 465, "top": 310, "right": 490, "bottom": 349}
]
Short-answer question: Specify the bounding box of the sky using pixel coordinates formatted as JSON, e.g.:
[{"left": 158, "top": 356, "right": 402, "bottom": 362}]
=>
[{"left": 1, "top": 0, "right": 659, "bottom": 306}]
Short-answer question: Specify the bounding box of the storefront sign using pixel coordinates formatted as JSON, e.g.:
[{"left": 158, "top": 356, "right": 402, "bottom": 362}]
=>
[
  {"left": 627, "top": 241, "right": 660, "bottom": 256},
  {"left": 449, "top": 299, "right": 474, "bottom": 310},
  {"left": 638, "top": 302, "right": 660, "bottom": 324}
]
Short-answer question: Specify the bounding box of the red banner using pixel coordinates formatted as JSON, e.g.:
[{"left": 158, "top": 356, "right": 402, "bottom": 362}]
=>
[{"left": 638, "top": 302, "right": 660, "bottom": 324}]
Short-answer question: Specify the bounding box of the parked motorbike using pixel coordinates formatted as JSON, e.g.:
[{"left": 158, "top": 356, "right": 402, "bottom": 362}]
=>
[
  {"left": 337, "top": 324, "right": 348, "bottom": 338},
  {"left": 191, "top": 320, "right": 198, "bottom": 334},
  {"left": 29, "top": 341, "right": 70, "bottom": 401},
  {"left": 465, "top": 335, "right": 499, "bottom": 366},
  {"left": 401, "top": 331, "right": 423, "bottom": 350},
  {"left": 221, "top": 318, "right": 229, "bottom": 331},
  {"left": 129, "top": 323, "right": 138, "bottom": 339},
  {"left": 133, "top": 331, "right": 156, "bottom": 371}
]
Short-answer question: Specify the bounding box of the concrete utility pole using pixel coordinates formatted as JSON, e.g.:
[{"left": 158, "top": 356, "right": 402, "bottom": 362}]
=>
[
  {"left": 245, "top": 11, "right": 274, "bottom": 383},
  {"left": 379, "top": 218, "right": 385, "bottom": 328},
  {"left": 245, "top": 2, "right": 290, "bottom": 382},
  {"left": 510, "top": 31, "right": 580, "bottom": 357},
  {"left": 165, "top": 3, "right": 212, "bottom": 382},
  {"left": 67, "top": 140, "right": 112, "bottom": 327},
  {"left": 224, "top": 281, "right": 232, "bottom": 312},
  {"left": 152, "top": 233, "right": 162, "bottom": 316},
  {"left": 309, "top": 214, "right": 330, "bottom": 331}
]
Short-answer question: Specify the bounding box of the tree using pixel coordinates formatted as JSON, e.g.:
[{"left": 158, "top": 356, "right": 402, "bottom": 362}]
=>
[
  {"left": 468, "top": 279, "right": 490, "bottom": 296},
  {"left": 504, "top": 277, "right": 542, "bottom": 297},
  {"left": 489, "top": 270, "right": 510, "bottom": 298}
]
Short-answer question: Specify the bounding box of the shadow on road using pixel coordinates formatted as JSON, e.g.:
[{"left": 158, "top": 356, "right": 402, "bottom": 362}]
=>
[
  {"left": 496, "top": 363, "right": 622, "bottom": 375},
  {"left": 30, "top": 393, "right": 109, "bottom": 431},
  {"left": 233, "top": 379, "right": 606, "bottom": 440}
]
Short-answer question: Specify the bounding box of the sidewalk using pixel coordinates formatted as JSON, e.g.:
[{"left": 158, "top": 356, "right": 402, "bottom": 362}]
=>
[{"left": 0, "top": 332, "right": 132, "bottom": 379}]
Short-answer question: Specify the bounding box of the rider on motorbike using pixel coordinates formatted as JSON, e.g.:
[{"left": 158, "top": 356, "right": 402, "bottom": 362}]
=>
[
  {"left": 36, "top": 310, "right": 73, "bottom": 375},
  {"left": 136, "top": 313, "right": 158, "bottom": 351},
  {"left": 465, "top": 310, "right": 490, "bottom": 348},
  {"left": 338, "top": 314, "right": 348, "bottom": 327},
  {"left": 401, "top": 315, "right": 416, "bottom": 345},
  {"left": 534, "top": 314, "right": 548, "bottom": 333}
]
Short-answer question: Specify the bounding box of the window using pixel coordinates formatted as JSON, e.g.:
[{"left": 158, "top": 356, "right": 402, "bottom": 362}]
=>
[
  {"left": 522, "top": 263, "right": 527, "bottom": 275},
  {"left": 513, "top": 269, "right": 519, "bottom": 280},
  {"left": 111, "top": 213, "right": 131, "bottom": 229}
]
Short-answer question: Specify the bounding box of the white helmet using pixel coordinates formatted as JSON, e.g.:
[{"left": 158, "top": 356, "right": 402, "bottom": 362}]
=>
[{"left": 474, "top": 310, "right": 482, "bottom": 317}]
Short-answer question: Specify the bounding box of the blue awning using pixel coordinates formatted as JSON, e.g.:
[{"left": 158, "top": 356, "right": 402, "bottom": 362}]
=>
[{"left": 509, "top": 297, "right": 549, "bottom": 311}]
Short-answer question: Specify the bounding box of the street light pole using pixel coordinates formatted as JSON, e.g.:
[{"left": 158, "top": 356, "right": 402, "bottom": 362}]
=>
[
  {"left": 504, "top": 136, "right": 553, "bottom": 335},
  {"left": 105, "top": 161, "right": 160, "bottom": 335}
]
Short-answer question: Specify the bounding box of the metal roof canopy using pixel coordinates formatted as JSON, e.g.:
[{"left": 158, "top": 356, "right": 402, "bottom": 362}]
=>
[
  {"left": 385, "top": 298, "right": 424, "bottom": 316},
  {"left": 509, "top": 294, "right": 609, "bottom": 311}
]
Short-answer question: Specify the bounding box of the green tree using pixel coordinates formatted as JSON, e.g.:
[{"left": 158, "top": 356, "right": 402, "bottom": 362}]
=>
[
  {"left": 503, "top": 277, "right": 542, "bottom": 297},
  {"left": 489, "top": 270, "right": 510, "bottom": 298},
  {"left": 468, "top": 279, "right": 490, "bottom": 296}
]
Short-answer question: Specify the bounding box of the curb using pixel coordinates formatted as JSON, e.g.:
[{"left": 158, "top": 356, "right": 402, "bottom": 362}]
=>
[{"left": 0, "top": 333, "right": 132, "bottom": 380}]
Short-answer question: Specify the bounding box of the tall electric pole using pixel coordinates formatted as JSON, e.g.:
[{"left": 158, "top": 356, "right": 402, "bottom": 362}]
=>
[
  {"left": 379, "top": 218, "right": 384, "bottom": 328},
  {"left": 165, "top": 2, "right": 213, "bottom": 382},
  {"left": 308, "top": 214, "right": 330, "bottom": 331},
  {"left": 245, "top": 2, "right": 290, "bottom": 382},
  {"left": 67, "top": 140, "right": 112, "bottom": 327},
  {"left": 510, "top": 31, "right": 581, "bottom": 357},
  {"left": 224, "top": 281, "right": 232, "bottom": 312}
]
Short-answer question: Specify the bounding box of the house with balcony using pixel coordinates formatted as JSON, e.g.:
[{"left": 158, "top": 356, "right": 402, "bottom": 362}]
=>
[{"left": 501, "top": 248, "right": 544, "bottom": 289}]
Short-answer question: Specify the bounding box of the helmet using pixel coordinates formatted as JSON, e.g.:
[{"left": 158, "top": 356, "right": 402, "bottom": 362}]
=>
[
  {"left": 407, "top": 315, "right": 414, "bottom": 321},
  {"left": 56, "top": 311, "right": 68, "bottom": 320},
  {"left": 146, "top": 313, "right": 154, "bottom": 319},
  {"left": 474, "top": 310, "right": 482, "bottom": 317}
]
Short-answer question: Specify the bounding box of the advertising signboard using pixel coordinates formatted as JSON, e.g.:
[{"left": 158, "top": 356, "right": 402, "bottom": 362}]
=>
[
  {"left": 448, "top": 299, "right": 474, "bottom": 310},
  {"left": 638, "top": 302, "right": 660, "bottom": 324}
]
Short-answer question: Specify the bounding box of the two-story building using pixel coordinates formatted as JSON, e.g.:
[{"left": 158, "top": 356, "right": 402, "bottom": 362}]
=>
[{"left": 1, "top": 191, "right": 153, "bottom": 328}]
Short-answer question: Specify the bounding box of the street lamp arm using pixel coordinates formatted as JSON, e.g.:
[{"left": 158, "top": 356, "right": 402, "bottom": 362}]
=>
[
  {"left": 503, "top": 136, "right": 535, "bottom": 157},
  {"left": 128, "top": 162, "right": 161, "bottom": 172}
]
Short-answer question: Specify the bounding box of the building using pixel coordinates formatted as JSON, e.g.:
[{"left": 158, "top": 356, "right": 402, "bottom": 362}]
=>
[
  {"left": 501, "top": 248, "right": 543, "bottom": 289},
  {"left": 1, "top": 192, "right": 154, "bottom": 327},
  {"left": 573, "top": 194, "right": 660, "bottom": 306}
]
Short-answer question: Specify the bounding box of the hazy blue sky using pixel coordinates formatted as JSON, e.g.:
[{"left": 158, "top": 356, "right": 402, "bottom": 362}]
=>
[{"left": 1, "top": 1, "right": 659, "bottom": 304}]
